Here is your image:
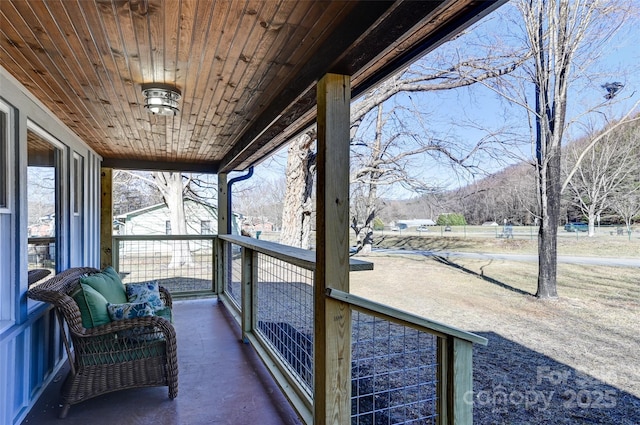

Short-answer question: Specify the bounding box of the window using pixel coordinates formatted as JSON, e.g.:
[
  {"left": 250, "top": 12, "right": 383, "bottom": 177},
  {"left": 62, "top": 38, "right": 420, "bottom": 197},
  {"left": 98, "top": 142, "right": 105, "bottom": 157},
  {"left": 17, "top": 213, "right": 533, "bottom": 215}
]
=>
[
  {"left": 201, "top": 220, "right": 211, "bottom": 234},
  {"left": 27, "top": 124, "right": 63, "bottom": 277},
  {"left": 0, "top": 103, "right": 7, "bottom": 210},
  {"left": 73, "top": 154, "right": 83, "bottom": 215},
  {"left": 165, "top": 220, "right": 172, "bottom": 235},
  {"left": 0, "top": 102, "right": 12, "bottom": 325}
]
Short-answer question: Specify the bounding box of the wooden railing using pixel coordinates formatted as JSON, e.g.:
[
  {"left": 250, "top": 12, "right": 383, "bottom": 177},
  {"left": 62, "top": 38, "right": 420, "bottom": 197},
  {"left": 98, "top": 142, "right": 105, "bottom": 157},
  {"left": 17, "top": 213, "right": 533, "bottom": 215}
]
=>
[{"left": 217, "top": 235, "right": 487, "bottom": 425}]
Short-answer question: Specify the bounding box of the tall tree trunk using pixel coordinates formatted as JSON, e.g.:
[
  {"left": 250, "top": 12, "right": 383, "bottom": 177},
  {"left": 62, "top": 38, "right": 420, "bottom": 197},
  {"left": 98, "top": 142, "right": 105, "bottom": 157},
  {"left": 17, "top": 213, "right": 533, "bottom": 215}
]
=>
[
  {"left": 536, "top": 144, "right": 560, "bottom": 298},
  {"left": 152, "top": 171, "right": 193, "bottom": 268},
  {"left": 280, "top": 131, "right": 317, "bottom": 249},
  {"left": 357, "top": 104, "right": 384, "bottom": 254}
]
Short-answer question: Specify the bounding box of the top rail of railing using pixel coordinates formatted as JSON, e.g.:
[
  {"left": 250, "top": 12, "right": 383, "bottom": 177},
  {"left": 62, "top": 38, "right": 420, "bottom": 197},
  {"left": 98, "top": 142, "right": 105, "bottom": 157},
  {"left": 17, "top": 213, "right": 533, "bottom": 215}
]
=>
[
  {"left": 327, "top": 287, "right": 488, "bottom": 345},
  {"left": 219, "top": 235, "right": 373, "bottom": 272}
]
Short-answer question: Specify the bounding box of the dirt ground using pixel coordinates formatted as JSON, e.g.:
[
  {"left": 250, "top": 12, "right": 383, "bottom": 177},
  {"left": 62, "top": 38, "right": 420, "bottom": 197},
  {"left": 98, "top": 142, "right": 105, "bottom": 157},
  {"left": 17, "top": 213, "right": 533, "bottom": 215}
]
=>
[{"left": 349, "top": 254, "right": 640, "bottom": 424}]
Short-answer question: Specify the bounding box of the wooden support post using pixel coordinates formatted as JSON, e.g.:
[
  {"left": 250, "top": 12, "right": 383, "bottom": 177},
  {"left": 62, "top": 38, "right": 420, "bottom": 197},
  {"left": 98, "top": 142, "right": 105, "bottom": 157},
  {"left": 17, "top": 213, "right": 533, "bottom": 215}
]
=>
[
  {"left": 314, "top": 73, "right": 351, "bottom": 425},
  {"left": 451, "top": 338, "right": 474, "bottom": 424},
  {"left": 100, "top": 167, "right": 112, "bottom": 268},
  {"left": 439, "top": 336, "right": 474, "bottom": 425},
  {"left": 217, "top": 172, "right": 229, "bottom": 235}
]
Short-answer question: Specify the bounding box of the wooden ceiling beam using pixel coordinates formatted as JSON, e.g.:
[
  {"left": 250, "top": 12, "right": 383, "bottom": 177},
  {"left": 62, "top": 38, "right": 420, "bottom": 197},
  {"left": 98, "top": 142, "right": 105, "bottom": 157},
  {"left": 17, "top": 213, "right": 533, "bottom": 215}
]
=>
[
  {"left": 218, "top": 0, "right": 396, "bottom": 172},
  {"left": 101, "top": 157, "right": 220, "bottom": 173},
  {"left": 219, "top": 0, "right": 506, "bottom": 172}
]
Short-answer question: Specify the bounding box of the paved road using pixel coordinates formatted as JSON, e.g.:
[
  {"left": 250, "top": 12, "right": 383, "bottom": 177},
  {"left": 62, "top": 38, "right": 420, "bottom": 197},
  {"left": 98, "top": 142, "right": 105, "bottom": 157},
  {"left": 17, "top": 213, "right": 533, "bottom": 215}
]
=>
[{"left": 373, "top": 249, "right": 640, "bottom": 268}]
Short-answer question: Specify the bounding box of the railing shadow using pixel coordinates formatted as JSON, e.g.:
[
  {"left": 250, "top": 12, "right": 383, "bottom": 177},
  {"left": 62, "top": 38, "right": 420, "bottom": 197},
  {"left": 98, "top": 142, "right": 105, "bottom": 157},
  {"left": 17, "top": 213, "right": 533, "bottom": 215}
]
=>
[
  {"left": 431, "top": 255, "right": 533, "bottom": 296},
  {"left": 472, "top": 331, "right": 639, "bottom": 424}
]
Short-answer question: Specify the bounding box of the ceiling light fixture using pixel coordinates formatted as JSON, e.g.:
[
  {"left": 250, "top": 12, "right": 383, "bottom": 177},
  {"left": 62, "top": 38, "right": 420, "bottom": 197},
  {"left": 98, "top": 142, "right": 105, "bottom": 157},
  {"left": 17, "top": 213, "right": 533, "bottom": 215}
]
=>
[{"left": 141, "top": 83, "right": 181, "bottom": 116}]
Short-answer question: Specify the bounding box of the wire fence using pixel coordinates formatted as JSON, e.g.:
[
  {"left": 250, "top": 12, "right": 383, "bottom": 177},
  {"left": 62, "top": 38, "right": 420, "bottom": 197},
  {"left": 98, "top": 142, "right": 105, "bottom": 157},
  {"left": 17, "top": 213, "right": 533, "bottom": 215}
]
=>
[
  {"left": 113, "top": 235, "right": 215, "bottom": 295},
  {"left": 377, "top": 224, "right": 639, "bottom": 241},
  {"left": 254, "top": 253, "right": 315, "bottom": 393},
  {"left": 225, "top": 243, "right": 242, "bottom": 308},
  {"left": 351, "top": 311, "right": 439, "bottom": 425},
  {"left": 217, "top": 235, "right": 482, "bottom": 424}
]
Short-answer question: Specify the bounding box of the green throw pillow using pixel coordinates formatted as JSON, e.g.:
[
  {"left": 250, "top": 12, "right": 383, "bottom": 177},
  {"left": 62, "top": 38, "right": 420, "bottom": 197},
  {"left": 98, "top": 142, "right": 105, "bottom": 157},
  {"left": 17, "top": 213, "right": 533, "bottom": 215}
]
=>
[
  {"left": 80, "top": 266, "right": 127, "bottom": 304},
  {"left": 73, "top": 283, "right": 111, "bottom": 328}
]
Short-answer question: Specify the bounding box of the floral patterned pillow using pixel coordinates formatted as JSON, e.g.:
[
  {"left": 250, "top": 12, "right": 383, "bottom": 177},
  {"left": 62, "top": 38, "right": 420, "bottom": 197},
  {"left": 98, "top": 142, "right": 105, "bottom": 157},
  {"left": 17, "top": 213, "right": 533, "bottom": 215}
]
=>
[
  {"left": 107, "top": 302, "right": 159, "bottom": 342},
  {"left": 126, "top": 281, "right": 164, "bottom": 312},
  {"left": 107, "top": 302, "right": 154, "bottom": 321}
]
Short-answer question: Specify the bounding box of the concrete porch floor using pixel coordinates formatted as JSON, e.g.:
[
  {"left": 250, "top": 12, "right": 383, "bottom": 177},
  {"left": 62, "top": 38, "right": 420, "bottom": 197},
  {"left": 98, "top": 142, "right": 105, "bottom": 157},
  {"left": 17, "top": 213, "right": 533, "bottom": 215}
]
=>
[{"left": 22, "top": 298, "right": 303, "bottom": 425}]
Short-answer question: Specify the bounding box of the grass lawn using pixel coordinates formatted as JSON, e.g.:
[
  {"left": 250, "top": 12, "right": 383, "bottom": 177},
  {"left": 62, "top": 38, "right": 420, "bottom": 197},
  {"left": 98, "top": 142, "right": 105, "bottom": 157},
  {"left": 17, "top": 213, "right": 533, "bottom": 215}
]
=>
[{"left": 350, "top": 253, "right": 639, "bottom": 424}]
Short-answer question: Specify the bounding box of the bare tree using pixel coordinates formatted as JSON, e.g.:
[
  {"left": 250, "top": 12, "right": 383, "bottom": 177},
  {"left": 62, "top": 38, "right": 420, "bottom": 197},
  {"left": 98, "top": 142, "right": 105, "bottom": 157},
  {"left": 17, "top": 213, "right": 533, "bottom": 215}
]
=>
[
  {"left": 149, "top": 172, "right": 193, "bottom": 267},
  {"left": 112, "top": 170, "right": 162, "bottom": 216},
  {"left": 280, "top": 42, "right": 528, "bottom": 248},
  {"left": 564, "top": 121, "right": 640, "bottom": 236},
  {"left": 610, "top": 186, "right": 640, "bottom": 235},
  {"left": 480, "top": 0, "right": 637, "bottom": 298}
]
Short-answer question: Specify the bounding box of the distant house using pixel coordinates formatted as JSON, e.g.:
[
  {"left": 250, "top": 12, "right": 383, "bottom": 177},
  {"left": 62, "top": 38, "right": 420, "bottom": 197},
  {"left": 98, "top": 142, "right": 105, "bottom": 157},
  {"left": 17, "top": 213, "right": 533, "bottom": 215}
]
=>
[
  {"left": 28, "top": 214, "right": 55, "bottom": 237},
  {"left": 242, "top": 216, "right": 275, "bottom": 234},
  {"left": 114, "top": 198, "right": 240, "bottom": 236}
]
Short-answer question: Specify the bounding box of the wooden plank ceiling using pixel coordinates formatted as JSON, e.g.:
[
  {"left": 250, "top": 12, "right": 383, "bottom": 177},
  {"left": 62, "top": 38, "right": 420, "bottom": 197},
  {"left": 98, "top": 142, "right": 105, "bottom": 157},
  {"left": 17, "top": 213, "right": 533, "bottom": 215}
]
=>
[{"left": 1, "top": 0, "right": 504, "bottom": 173}]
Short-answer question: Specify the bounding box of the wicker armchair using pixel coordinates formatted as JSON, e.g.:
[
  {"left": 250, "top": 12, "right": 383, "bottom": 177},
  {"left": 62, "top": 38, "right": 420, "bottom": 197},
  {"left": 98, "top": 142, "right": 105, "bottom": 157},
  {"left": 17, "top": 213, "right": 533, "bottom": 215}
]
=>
[
  {"left": 27, "top": 268, "right": 51, "bottom": 285},
  {"left": 27, "top": 267, "right": 178, "bottom": 418}
]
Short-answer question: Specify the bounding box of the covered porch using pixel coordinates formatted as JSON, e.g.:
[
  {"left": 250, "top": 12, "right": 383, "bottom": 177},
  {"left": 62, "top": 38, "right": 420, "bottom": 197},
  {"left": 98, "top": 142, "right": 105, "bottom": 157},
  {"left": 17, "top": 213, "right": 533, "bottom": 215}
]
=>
[
  {"left": 23, "top": 297, "right": 302, "bottom": 425},
  {"left": 1, "top": 1, "right": 506, "bottom": 424}
]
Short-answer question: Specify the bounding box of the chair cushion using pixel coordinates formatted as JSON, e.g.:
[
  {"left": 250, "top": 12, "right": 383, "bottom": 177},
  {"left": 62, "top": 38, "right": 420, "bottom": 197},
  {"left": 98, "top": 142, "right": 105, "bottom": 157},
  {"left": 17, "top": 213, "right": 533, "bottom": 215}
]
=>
[
  {"left": 155, "top": 306, "right": 173, "bottom": 323},
  {"left": 73, "top": 283, "right": 111, "bottom": 328},
  {"left": 126, "top": 281, "right": 164, "bottom": 312},
  {"left": 80, "top": 266, "right": 127, "bottom": 304}
]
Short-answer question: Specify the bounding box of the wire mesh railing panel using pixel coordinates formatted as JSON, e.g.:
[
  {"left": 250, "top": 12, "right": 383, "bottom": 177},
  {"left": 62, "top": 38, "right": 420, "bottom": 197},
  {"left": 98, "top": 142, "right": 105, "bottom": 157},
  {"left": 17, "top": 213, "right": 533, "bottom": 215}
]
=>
[
  {"left": 254, "top": 253, "right": 314, "bottom": 393},
  {"left": 351, "top": 311, "right": 439, "bottom": 425},
  {"left": 225, "top": 243, "right": 242, "bottom": 308},
  {"left": 115, "top": 237, "right": 214, "bottom": 294}
]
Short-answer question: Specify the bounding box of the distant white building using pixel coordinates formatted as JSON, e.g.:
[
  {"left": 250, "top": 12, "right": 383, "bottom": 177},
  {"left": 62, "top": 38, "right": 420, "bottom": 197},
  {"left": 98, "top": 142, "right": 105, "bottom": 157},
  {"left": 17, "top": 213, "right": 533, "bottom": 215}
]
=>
[{"left": 396, "top": 219, "right": 436, "bottom": 228}]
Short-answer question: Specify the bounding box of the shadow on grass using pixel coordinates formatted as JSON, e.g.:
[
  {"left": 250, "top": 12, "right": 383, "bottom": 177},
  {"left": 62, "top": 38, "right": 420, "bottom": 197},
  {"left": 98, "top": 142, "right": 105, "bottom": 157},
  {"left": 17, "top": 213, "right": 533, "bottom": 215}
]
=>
[
  {"left": 375, "top": 235, "right": 475, "bottom": 252},
  {"left": 431, "top": 255, "right": 534, "bottom": 296},
  {"left": 472, "top": 331, "right": 639, "bottom": 424}
]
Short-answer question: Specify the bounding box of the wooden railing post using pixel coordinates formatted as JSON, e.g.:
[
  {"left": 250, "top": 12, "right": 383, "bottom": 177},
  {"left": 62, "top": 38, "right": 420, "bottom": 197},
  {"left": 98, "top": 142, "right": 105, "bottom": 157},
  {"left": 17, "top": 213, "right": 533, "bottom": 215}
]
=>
[
  {"left": 315, "top": 73, "right": 351, "bottom": 425},
  {"left": 439, "top": 336, "right": 474, "bottom": 425},
  {"left": 100, "top": 167, "right": 112, "bottom": 268},
  {"left": 451, "top": 338, "right": 474, "bottom": 424},
  {"left": 213, "top": 237, "right": 225, "bottom": 294},
  {"left": 240, "top": 247, "right": 255, "bottom": 342}
]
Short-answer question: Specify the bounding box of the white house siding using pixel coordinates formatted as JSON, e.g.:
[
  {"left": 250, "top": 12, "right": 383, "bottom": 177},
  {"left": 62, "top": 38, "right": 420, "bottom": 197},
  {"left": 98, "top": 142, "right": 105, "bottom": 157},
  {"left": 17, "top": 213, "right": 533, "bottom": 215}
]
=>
[
  {"left": 116, "top": 199, "right": 239, "bottom": 236},
  {"left": 0, "top": 68, "right": 102, "bottom": 425}
]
